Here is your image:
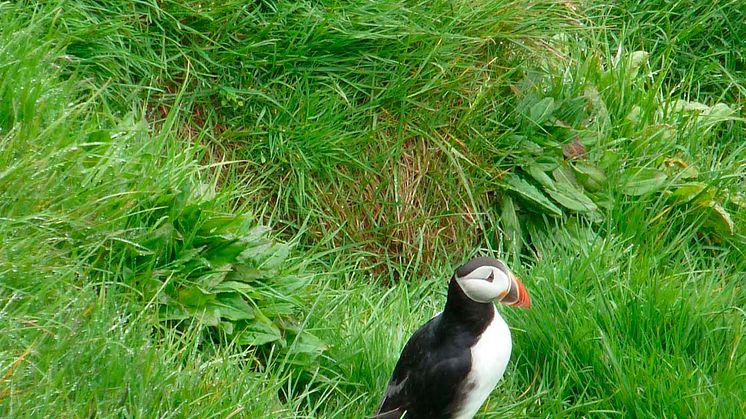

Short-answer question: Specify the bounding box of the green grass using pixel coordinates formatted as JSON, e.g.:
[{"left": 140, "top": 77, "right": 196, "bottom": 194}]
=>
[{"left": 2, "top": 0, "right": 745, "bottom": 417}]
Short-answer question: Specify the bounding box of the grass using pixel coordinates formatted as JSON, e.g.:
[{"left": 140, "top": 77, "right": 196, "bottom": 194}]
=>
[{"left": 1, "top": 0, "right": 745, "bottom": 417}]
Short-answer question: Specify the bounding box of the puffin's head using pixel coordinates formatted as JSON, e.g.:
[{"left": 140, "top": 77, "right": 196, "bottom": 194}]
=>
[{"left": 454, "top": 257, "right": 531, "bottom": 308}]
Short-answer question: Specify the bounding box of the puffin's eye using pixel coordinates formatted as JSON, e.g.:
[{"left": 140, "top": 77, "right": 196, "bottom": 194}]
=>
[{"left": 486, "top": 272, "right": 494, "bottom": 282}]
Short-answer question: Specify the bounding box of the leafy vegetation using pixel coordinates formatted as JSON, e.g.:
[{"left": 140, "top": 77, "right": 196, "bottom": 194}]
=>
[
  {"left": 2, "top": 0, "right": 744, "bottom": 417},
  {"left": 500, "top": 45, "right": 743, "bottom": 256}
]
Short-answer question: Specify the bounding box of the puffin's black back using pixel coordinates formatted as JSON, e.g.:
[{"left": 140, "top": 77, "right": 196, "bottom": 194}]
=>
[{"left": 375, "top": 276, "right": 495, "bottom": 419}]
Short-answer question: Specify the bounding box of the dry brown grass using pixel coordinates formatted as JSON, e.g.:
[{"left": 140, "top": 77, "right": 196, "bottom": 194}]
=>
[{"left": 306, "top": 135, "right": 489, "bottom": 279}]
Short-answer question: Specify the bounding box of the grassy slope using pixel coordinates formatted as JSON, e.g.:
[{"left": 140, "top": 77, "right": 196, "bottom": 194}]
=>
[{"left": 2, "top": 1, "right": 745, "bottom": 418}]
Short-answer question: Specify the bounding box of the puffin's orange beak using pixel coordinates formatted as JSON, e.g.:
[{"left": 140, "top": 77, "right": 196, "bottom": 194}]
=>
[{"left": 503, "top": 276, "right": 531, "bottom": 309}]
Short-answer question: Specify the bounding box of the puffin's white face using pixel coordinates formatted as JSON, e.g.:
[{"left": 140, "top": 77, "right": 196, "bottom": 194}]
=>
[{"left": 454, "top": 258, "right": 530, "bottom": 307}]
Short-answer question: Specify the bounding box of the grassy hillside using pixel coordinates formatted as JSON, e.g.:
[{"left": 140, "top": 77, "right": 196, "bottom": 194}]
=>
[{"left": 1, "top": 1, "right": 744, "bottom": 417}]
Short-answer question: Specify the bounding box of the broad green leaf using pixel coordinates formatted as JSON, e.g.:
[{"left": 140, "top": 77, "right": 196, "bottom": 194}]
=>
[
  {"left": 200, "top": 220, "right": 269, "bottom": 244},
  {"left": 583, "top": 86, "right": 610, "bottom": 129},
  {"left": 657, "top": 127, "right": 676, "bottom": 141},
  {"left": 201, "top": 307, "right": 221, "bottom": 326},
  {"left": 192, "top": 181, "right": 216, "bottom": 201},
  {"left": 196, "top": 214, "right": 239, "bottom": 237},
  {"left": 176, "top": 287, "right": 213, "bottom": 308},
  {"left": 142, "top": 222, "right": 175, "bottom": 253},
  {"left": 700, "top": 201, "right": 735, "bottom": 236},
  {"left": 669, "top": 183, "right": 713, "bottom": 205},
  {"left": 600, "top": 149, "right": 622, "bottom": 169},
  {"left": 203, "top": 240, "right": 247, "bottom": 267},
  {"left": 529, "top": 97, "right": 556, "bottom": 125},
  {"left": 275, "top": 274, "right": 312, "bottom": 293},
  {"left": 196, "top": 270, "right": 229, "bottom": 289},
  {"left": 531, "top": 155, "right": 560, "bottom": 172},
  {"left": 672, "top": 100, "right": 735, "bottom": 126},
  {"left": 500, "top": 196, "right": 522, "bottom": 255},
  {"left": 220, "top": 321, "right": 235, "bottom": 335},
  {"left": 237, "top": 317, "right": 282, "bottom": 346},
  {"left": 260, "top": 243, "right": 290, "bottom": 270},
  {"left": 213, "top": 280, "right": 261, "bottom": 300},
  {"left": 518, "top": 137, "right": 543, "bottom": 154},
  {"left": 626, "top": 106, "right": 642, "bottom": 124},
  {"left": 241, "top": 225, "right": 272, "bottom": 243},
  {"left": 261, "top": 302, "right": 297, "bottom": 317},
  {"left": 701, "top": 103, "right": 736, "bottom": 130},
  {"left": 503, "top": 174, "right": 562, "bottom": 217},
  {"left": 621, "top": 167, "right": 668, "bottom": 196},
  {"left": 171, "top": 247, "right": 203, "bottom": 266},
  {"left": 184, "top": 306, "right": 220, "bottom": 326},
  {"left": 576, "top": 130, "right": 601, "bottom": 147},
  {"left": 552, "top": 164, "right": 580, "bottom": 189},
  {"left": 178, "top": 249, "right": 209, "bottom": 274},
  {"left": 226, "top": 264, "right": 265, "bottom": 282},
  {"left": 572, "top": 161, "right": 607, "bottom": 192},
  {"left": 214, "top": 293, "right": 254, "bottom": 321},
  {"left": 159, "top": 305, "right": 190, "bottom": 321},
  {"left": 236, "top": 328, "right": 281, "bottom": 346},
  {"left": 86, "top": 129, "right": 113, "bottom": 143},
  {"left": 239, "top": 241, "right": 274, "bottom": 262},
  {"left": 592, "top": 191, "right": 614, "bottom": 210},
  {"left": 547, "top": 182, "right": 598, "bottom": 212},
  {"left": 705, "top": 103, "right": 735, "bottom": 120},
  {"left": 291, "top": 332, "right": 328, "bottom": 356},
  {"left": 672, "top": 99, "right": 710, "bottom": 113},
  {"left": 526, "top": 165, "right": 555, "bottom": 190}
]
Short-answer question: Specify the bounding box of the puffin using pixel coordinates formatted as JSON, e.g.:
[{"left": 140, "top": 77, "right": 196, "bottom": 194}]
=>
[{"left": 374, "top": 257, "right": 531, "bottom": 419}]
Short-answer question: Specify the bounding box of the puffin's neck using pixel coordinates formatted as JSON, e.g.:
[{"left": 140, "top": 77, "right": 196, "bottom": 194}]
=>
[{"left": 442, "top": 276, "right": 496, "bottom": 334}]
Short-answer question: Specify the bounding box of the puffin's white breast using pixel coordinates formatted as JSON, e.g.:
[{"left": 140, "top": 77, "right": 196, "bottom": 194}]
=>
[{"left": 454, "top": 306, "right": 512, "bottom": 419}]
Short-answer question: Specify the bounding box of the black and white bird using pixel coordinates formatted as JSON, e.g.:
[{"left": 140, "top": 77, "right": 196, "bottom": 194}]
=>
[{"left": 374, "top": 257, "right": 531, "bottom": 419}]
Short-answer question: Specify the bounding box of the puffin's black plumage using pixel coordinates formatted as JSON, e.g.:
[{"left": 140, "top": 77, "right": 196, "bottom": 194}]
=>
[{"left": 375, "top": 258, "right": 504, "bottom": 419}]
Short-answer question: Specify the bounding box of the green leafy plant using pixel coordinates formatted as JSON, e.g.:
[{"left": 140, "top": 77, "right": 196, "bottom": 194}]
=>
[
  {"left": 106, "top": 185, "right": 326, "bottom": 356},
  {"left": 499, "top": 47, "right": 743, "bottom": 254}
]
